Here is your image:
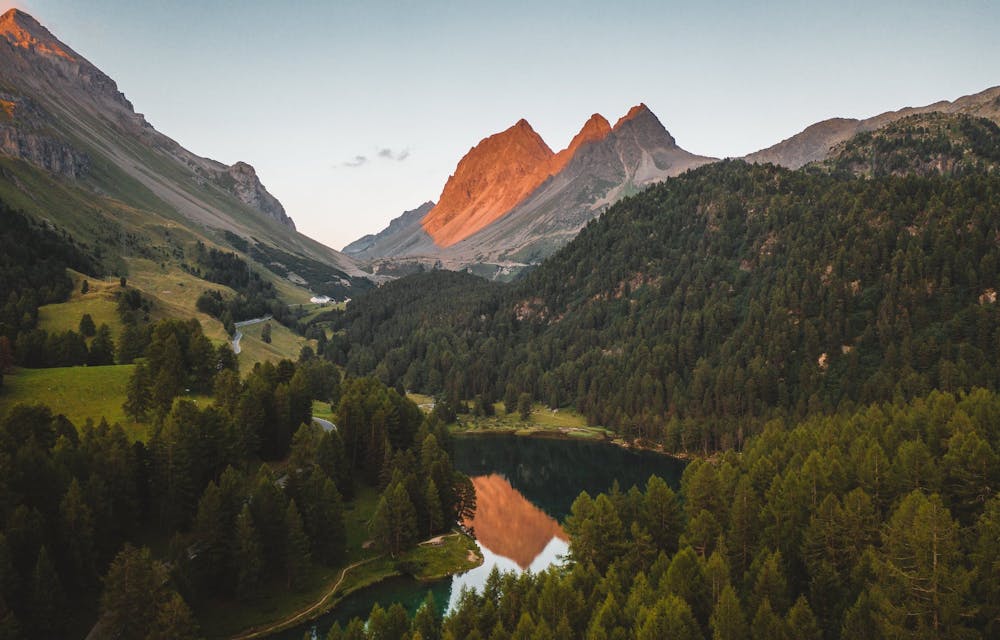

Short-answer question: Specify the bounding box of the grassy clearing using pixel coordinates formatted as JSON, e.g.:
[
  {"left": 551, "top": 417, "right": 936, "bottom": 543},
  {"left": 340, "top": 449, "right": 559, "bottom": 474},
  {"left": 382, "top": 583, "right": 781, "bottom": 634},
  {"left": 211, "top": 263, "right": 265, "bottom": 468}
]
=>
[
  {"left": 0, "top": 365, "right": 140, "bottom": 437},
  {"left": 0, "top": 365, "right": 212, "bottom": 441},
  {"left": 451, "top": 402, "right": 612, "bottom": 440},
  {"left": 401, "top": 532, "right": 482, "bottom": 581},
  {"left": 37, "top": 269, "right": 125, "bottom": 338},
  {"left": 406, "top": 393, "right": 436, "bottom": 412},
  {"left": 236, "top": 321, "right": 313, "bottom": 372},
  {"left": 311, "top": 399, "right": 336, "bottom": 422},
  {"left": 125, "top": 258, "right": 231, "bottom": 343}
]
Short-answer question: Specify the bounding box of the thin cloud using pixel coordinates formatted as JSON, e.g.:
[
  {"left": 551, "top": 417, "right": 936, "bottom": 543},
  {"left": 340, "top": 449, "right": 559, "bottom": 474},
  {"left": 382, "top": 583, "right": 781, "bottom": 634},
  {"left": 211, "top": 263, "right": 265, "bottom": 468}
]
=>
[
  {"left": 339, "top": 147, "right": 410, "bottom": 169},
  {"left": 378, "top": 147, "right": 411, "bottom": 162}
]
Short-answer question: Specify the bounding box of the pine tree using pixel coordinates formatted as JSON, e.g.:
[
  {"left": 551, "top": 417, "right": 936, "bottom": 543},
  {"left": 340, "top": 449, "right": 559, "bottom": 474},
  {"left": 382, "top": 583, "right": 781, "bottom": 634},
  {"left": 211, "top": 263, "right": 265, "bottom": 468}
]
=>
[
  {"left": 425, "top": 477, "right": 444, "bottom": 536},
  {"left": 285, "top": 500, "right": 312, "bottom": 590},
  {"left": 28, "top": 547, "right": 64, "bottom": 639},
  {"left": 642, "top": 475, "right": 683, "bottom": 554},
  {"left": 372, "top": 481, "right": 419, "bottom": 556},
  {"left": 59, "top": 478, "right": 96, "bottom": 588},
  {"left": 145, "top": 592, "right": 199, "bottom": 640},
  {"left": 79, "top": 313, "right": 96, "bottom": 337},
  {"left": 234, "top": 504, "right": 262, "bottom": 601},
  {"left": 785, "top": 595, "right": 821, "bottom": 640},
  {"left": 412, "top": 591, "right": 442, "bottom": 640},
  {"left": 87, "top": 323, "right": 116, "bottom": 365},
  {"left": 710, "top": 585, "right": 749, "bottom": 640},
  {"left": 100, "top": 545, "right": 170, "bottom": 640},
  {"left": 750, "top": 598, "right": 786, "bottom": 640}
]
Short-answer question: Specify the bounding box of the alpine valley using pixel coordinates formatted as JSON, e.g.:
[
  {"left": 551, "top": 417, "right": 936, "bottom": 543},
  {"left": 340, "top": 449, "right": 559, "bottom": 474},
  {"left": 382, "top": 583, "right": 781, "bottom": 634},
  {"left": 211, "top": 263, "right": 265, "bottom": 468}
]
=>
[{"left": 1, "top": 7, "right": 1000, "bottom": 640}]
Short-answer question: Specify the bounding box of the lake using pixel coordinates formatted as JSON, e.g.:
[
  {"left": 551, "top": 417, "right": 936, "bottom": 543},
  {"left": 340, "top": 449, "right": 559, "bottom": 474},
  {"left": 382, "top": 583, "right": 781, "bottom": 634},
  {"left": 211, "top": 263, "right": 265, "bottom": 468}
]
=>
[{"left": 275, "top": 434, "right": 686, "bottom": 638}]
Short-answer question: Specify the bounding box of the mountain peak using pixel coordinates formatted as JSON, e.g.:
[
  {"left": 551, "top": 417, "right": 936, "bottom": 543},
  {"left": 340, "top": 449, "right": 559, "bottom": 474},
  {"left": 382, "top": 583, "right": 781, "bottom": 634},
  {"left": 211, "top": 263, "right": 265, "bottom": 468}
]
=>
[
  {"left": 551, "top": 113, "right": 613, "bottom": 172},
  {"left": 421, "top": 119, "right": 557, "bottom": 247},
  {"left": 613, "top": 103, "right": 652, "bottom": 129},
  {"left": 0, "top": 9, "right": 76, "bottom": 61}
]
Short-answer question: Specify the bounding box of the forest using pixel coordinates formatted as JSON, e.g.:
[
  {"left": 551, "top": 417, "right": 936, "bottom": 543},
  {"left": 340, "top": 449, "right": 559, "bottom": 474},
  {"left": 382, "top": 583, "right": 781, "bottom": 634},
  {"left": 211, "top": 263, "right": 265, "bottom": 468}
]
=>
[
  {"left": 328, "top": 159, "right": 1000, "bottom": 453},
  {"left": 0, "top": 332, "right": 471, "bottom": 638},
  {"left": 325, "top": 388, "right": 1000, "bottom": 640}
]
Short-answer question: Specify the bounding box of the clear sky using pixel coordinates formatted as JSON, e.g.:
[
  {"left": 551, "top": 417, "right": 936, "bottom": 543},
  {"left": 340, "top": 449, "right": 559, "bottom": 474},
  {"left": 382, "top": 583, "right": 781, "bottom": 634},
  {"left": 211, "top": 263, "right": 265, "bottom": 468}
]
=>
[{"left": 3, "top": 1, "right": 999, "bottom": 250}]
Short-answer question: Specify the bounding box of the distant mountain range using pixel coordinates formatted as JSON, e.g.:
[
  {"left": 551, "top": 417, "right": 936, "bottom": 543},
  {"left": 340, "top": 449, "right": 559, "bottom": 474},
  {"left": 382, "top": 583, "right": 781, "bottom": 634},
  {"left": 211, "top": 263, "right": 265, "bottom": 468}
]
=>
[
  {"left": 347, "top": 87, "right": 1000, "bottom": 278},
  {"left": 0, "top": 8, "right": 363, "bottom": 296},
  {"left": 3, "top": 8, "right": 999, "bottom": 287}
]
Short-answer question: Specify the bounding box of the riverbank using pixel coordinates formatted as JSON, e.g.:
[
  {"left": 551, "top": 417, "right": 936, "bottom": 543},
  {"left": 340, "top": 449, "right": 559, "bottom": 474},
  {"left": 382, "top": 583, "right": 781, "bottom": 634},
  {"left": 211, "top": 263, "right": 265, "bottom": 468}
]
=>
[
  {"left": 219, "top": 532, "right": 481, "bottom": 639},
  {"left": 448, "top": 403, "right": 687, "bottom": 458}
]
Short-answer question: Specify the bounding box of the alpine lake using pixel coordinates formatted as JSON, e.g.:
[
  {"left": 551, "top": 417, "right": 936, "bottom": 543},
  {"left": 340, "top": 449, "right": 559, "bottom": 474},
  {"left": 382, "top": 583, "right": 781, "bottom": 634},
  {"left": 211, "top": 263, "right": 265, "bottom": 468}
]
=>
[{"left": 274, "top": 434, "right": 686, "bottom": 639}]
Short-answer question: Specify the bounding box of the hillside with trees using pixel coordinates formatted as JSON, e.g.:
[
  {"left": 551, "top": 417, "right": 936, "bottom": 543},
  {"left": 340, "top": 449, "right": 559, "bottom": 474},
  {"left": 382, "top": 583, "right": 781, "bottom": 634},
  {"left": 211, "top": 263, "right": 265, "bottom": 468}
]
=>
[{"left": 328, "top": 153, "right": 1000, "bottom": 453}]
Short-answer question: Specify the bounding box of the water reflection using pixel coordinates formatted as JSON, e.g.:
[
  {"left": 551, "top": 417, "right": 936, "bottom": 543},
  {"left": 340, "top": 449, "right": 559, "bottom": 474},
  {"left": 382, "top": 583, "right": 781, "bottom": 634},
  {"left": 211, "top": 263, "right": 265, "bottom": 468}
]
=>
[
  {"left": 465, "top": 474, "right": 567, "bottom": 570},
  {"left": 273, "top": 435, "right": 685, "bottom": 638}
]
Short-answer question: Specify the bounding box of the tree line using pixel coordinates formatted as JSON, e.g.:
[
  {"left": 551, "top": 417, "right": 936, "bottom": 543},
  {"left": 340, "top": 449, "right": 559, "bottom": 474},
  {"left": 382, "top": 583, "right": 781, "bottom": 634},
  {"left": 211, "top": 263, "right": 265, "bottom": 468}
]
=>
[{"left": 328, "top": 387, "right": 1000, "bottom": 639}]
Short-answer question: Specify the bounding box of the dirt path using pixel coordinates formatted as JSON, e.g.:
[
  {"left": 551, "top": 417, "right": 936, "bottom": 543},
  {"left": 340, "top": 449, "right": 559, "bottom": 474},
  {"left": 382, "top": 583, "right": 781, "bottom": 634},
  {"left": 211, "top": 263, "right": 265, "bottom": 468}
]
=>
[{"left": 229, "top": 556, "right": 379, "bottom": 640}]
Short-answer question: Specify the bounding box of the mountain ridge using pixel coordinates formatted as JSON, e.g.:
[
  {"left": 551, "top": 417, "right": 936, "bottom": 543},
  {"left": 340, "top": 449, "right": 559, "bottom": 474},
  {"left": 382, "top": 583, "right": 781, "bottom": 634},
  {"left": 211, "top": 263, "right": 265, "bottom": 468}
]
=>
[{"left": 0, "top": 8, "right": 365, "bottom": 285}]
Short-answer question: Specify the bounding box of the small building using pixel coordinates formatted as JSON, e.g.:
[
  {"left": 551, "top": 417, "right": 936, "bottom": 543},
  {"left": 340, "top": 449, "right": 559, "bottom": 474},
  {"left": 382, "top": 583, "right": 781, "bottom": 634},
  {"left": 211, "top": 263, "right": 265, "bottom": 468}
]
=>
[{"left": 309, "top": 295, "right": 332, "bottom": 304}]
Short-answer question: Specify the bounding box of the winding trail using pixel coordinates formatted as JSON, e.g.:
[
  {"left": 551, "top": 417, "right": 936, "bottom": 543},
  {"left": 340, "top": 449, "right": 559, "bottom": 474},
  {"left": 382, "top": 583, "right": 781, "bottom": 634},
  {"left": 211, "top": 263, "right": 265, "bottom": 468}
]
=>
[
  {"left": 230, "top": 556, "right": 380, "bottom": 640},
  {"left": 231, "top": 315, "right": 272, "bottom": 355}
]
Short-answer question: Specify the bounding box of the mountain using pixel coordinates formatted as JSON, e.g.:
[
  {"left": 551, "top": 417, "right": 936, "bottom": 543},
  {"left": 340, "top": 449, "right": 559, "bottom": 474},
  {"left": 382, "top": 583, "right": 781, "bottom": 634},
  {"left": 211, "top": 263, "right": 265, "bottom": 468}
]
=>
[
  {"left": 0, "top": 9, "right": 364, "bottom": 293},
  {"left": 334, "top": 136, "right": 1000, "bottom": 447},
  {"left": 343, "top": 104, "right": 714, "bottom": 277},
  {"left": 744, "top": 85, "right": 1000, "bottom": 168},
  {"left": 342, "top": 201, "right": 435, "bottom": 256},
  {"left": 813, "top": 112, "right": 1000, "bottom": 177}
]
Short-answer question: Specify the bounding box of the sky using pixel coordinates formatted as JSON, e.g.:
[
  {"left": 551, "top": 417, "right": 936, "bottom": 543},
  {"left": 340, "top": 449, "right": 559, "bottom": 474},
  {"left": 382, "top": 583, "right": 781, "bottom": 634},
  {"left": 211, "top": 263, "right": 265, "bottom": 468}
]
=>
[{"left": 3, "top": 1, "right": 999, "bottom": 251}]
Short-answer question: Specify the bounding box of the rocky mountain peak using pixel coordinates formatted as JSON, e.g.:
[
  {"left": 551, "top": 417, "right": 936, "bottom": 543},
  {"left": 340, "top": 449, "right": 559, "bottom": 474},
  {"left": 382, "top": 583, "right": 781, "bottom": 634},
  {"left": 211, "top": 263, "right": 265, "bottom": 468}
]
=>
[
  {"left": 420, "top": 119, "right": 557, "bottom": 247},
  {"left": 612, "top": 103, "right": 676, "bottom": 147},
  {"left": 225, "top": 161, "right": 295, "bottom": 230},
  {"left": 552, "top": 113, "right": 613, "bottom": 171},
  {"left": 0, "top": 9, "right": 76, "bottom": 61}
]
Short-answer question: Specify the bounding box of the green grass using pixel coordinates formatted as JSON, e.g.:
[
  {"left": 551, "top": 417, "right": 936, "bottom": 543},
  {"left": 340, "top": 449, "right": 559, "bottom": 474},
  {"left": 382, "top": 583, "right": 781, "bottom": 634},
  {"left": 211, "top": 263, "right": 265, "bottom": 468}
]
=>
[
  {"left": 451, "top": 402, "right": 612, "bottom": 440},
  {"left": 400, "top": 532, "right": 482, "bottom": 581},
  {"left": 312, "top": 399, "right": 336, "bottom": 422},
  {"left": 0, "top": 365, "right": 213, "bottom": 441},
  {"left": 37, "top": 270, "right": 125, "bottom": 338},
  {"left": 236, "top": 320, "right": 314, "bottom": 372},
  {"left": 0, "top": 364, "right": 141, "bottom": 437}
]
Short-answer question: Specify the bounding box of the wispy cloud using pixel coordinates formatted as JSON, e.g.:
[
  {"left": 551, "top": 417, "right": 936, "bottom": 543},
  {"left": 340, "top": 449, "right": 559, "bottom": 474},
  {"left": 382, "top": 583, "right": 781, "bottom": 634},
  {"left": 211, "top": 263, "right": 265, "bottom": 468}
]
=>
[
  {"left": 377, "top": 147, "right": 411, "bottom": 162},
  {"left": 342, "top": 155, "right": 368, "bottom": 168},
  {"left": 340, "top": 147, "right": 410, "bottom": 169}
]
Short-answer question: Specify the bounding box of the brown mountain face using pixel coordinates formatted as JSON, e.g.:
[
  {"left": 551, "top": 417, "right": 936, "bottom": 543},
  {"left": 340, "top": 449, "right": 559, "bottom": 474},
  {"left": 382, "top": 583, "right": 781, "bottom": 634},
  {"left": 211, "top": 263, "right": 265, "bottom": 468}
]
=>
[
  {"left": 347, "top": 104, "right": 714, "bottom": 275},
  {"left": 421, "top": 120, "right": 561, "bottom": 247},
  {"left": 0, "top": 8, "right": 374, "bottom": 285}
]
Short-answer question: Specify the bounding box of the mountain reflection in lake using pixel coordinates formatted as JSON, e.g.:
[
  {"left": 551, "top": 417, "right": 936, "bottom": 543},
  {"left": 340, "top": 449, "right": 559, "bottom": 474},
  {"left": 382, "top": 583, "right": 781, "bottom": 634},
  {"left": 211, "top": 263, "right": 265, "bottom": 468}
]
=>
[
  {"left": 464, "top": 473, "right": 567, "bottom": 570},
  {"left": 275, "top": 435, "right": 684, "bottom": 638}
]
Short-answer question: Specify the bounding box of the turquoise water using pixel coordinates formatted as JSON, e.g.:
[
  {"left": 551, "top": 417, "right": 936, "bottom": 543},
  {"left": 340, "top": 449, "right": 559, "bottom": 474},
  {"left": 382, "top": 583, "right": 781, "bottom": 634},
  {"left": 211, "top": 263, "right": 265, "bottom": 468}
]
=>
[{"left": 274, "top": 434, "right": 685, "bottom": 639}]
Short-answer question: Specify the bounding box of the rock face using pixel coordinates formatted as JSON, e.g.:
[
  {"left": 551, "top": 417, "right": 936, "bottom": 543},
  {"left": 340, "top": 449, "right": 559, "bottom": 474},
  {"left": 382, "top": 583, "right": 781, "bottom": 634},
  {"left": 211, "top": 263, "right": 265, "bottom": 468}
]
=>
[
  {"left": 347, "top": 104, "right": 715, "bottom": 273},
  {"left": 225, "top": 161, "right": 295, "bottom": 230},
  {"left": 0, "top": 9, "right": 306, "bottom": 234},
  {"left": 744, "top": 86, "right": 1000, "bottom": 168},
  {"left": 0, "top": 93, "right": 89, "bottom": 178}
]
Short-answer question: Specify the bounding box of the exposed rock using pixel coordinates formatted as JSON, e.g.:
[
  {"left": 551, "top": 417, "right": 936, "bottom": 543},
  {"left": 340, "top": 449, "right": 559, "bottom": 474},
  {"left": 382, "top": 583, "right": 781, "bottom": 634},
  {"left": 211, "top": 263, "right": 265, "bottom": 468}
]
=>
[
  {"left": 0, "top": 125, "right": 89, "bottom": 178},
  {"left": 347, "top": 104, "right": 715, "bottom": 274},
  {"left": 0, "top": 92, "right": 88, "bottom": 178},
  {"left": 421, "top": 119, "right": 560, "bottom": 247},
  {"left": 225, "top": 161, "right": 295, "bottom": 229}
]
